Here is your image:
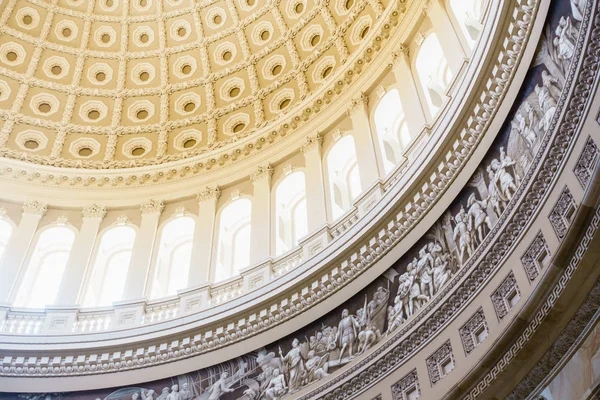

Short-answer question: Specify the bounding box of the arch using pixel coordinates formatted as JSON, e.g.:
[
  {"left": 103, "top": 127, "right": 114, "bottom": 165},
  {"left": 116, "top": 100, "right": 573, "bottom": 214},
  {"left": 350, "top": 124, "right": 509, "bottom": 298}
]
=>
[
  {"left": 448, "top": 0, "right": 486, "bottom": 48},
  {"left": 14, "top": 225, "right": 76, "bottom": 308},
  {"left": 274, "top": 171, "right": 308, "bottom": 255},
  {"left": 326, "top": 135, "right": 361, "bottom": 220},
  {"left": 414, "top": 32, "right": 454, "bottom": 117},
  {"left": 0, "top": 217, "right": 14, "bottom": 264},
  {"left": 83, "top": 224, "right": 136, "bottom": 306},
  {"left": 373, "top": 89, "right": 411, "bottom": 174},
  {"left": 215, "top": 197, "right": 252, "bottom": 282},
  {"left": 149, "top": 216, "right": 195, "bottom": 299}
]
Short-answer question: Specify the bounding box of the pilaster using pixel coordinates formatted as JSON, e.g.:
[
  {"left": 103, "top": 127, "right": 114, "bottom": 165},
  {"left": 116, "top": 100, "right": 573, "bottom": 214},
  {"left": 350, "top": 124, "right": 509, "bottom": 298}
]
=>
[
  {"left": 55, "top": 204, "right": 106, "bottom": 305},
  {"left": 188, "top": 187, "right": 220, "bottom": 286},
  {"left": 123, "top": 199, "right": 164, "bottom": 300},
  {"left": 0, "top": 201, "right": 47, "bottom": 303},
  {"left": 250, "top": 164, "right": 273, "bottom": 264},
  {"left": 346, "top": 93, "right": 381, "bottom": 189},
  {"left": 302, "top": 133, "right": 329, "bottom": 231},
  {"left": 390, "top": 46, "right": 429, "bottom": 130}
]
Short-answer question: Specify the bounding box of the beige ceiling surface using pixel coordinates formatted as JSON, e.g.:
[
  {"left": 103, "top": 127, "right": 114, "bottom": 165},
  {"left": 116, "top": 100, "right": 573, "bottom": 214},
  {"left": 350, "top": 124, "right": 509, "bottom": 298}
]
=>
[{"left": 0, "top": 0, "right": 385, "bottom": 169}]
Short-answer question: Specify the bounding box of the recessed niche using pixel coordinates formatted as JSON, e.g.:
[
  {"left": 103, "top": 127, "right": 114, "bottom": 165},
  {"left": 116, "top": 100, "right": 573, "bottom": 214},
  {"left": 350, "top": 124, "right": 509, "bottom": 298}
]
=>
[
  {"left": 131, "top": 147, "right": 146, "bottom": 156},
  {"left": 24, "top": 140, "right": 39, "bottom": 149},
  {"left": 78, "top": 147, "right": 93, "bottom": 157},
  {"left": 183, "top": 138, "right": 196, "bottom": 148},
  {"left": 233, "top": 122, "right": 245, "bottom": 133}
]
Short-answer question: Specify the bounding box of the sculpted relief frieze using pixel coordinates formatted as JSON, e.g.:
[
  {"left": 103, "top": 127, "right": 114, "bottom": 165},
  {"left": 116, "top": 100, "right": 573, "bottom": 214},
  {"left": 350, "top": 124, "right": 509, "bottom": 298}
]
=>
[{"left": 1, "top": 1, "right": 594, "bottom": 400}]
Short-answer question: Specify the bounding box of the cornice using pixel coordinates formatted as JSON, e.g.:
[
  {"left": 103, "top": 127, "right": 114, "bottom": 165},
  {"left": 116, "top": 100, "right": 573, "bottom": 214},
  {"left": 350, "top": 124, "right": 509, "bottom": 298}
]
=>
[{"left": 0, "top": 0, "right": 550, "bottom": 389}]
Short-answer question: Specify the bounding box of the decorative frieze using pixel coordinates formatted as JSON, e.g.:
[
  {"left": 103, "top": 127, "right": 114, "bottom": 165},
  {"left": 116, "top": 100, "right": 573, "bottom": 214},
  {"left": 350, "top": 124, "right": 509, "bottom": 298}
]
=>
[
  {"left": 459, "top": 308, "right": 489, "bottom": 355},
  {"left": 548, "top": 186, "right": 576, "bottom": 240},
  {"left": 491, "top": 271, "right": 521, "bottom": 320},
  {"left": 391, "top": 369, "right": 420, "bottom": 400},
  {"left": 82, "top": 204, "right": 107, "bottom": 220},
  {"left": 21, "top": 200, "right": 47, "bottom": 216},
  {"left": 573, "top": 136, "right": 599, "bottom": 188},
  {"left": 426, "top": 340, "right": 456, "bottom": 385},
  {"left": 140, "top": 199, "right": 164, "bottom": 215},
  {"left": 520, "top": 231, "right": 550, "bottom": 282}
]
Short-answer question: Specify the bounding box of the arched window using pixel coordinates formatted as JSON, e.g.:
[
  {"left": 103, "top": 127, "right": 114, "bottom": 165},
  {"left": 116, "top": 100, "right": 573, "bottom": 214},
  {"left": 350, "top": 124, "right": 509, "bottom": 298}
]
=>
[
  {"left": 374, "top": 89, "right": 411, "bottom": 174},
  {"left": 0, "top": 218, "right": 14, "bottom": 263},
  {"left": 275, "top": 171, "right": 308, "bottom": 255},
  {"left": 150, "top": 216, "right": 195, "bottom": 299},
  {"left": 326, "top": 135, "right": 362, "bottom": 220},
  {"left": 215, "top": 198, "right": 251, "bottom": 282},
  {"left": 14, "top": 225, "right": 76, "bottom": 308},
  {"left": 415, "top": 33, "right": 454, "bottom": 116},
  {"left": 449, "top": 0, "right": 485, "bottom": 47},
  {"left": 83, "top": 225, "right": 136, "bottom": 307}
]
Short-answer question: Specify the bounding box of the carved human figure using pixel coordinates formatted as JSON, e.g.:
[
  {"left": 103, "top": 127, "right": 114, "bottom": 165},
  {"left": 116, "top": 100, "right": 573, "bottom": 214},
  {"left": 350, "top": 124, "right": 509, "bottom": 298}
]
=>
[
  {"left": 467, "top": 193, "right": 492, "bottom": 245},
  {"left": 335, "top": 309, "right": 360, "bottom": 362},
  {"left": 418, "top": 246, "right": 435, "bottom": 299},
  {"left": 156, "top": 388, "right": 170, "bottom": 400},
  {"left": 208, "top": 372, "right": 234, "bottom": 400},
  {"left": 280, "top": 338, "right": 306, "bottom": 393},
  {"left": 554, "top": 16, "right": 576, "bottom": 62},
  {"left": 486, "top": 166, "right": 504, "bottom": 217},
  {"left": 453, "top": 208, "right": 473, "bottom": 264},
  {"left": 386, "top": 296, "right": 405, "bottom": 333},
  {"left": 305, "top": 350, "right": 329, "bottom": 382},
  {"left": 357, "top": 322, "right": 379, "bottom": 354},
  {"left": 265, "top": 368, "right": 287, "bottom": 400},
  {"left": 142, "top": 389, "right": 155, "bottom": 400},
  {"left": 571, "top": 0, "right": 587, "bottom": 21},
  {"left": 407, "top": 261, "right": 423, "bottom": 316},
  {"left": 433, "top": 254, "right": 451, "bottom": 293},
  {"left": 167, "top": 385, "right": 180, "bottom": 400},
  {"left": 523, "top": 102, "right": 539, "bottom": 147},
  {"left": 179, "top": 383, "right": 192, "bottom": 400},
  {"left": 490, "top": 148, "right": 518, "bottom": 203},
  {"left": 535, "top": 73, "right": 559, "bottom": 134},
  {"left": 395, "top": 272, "right": 413, "bottom": 320}
]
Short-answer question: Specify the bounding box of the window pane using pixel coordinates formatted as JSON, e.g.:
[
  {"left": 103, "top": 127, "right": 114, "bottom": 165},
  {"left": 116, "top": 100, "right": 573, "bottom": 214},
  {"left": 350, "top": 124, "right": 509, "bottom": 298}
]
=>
[
  {"left": 84, "top": 225, "right": 136, "bottom": 306},
  {"left": 150, "top": 216, "right": 195, "bottom": 298},
  {"left": 215, "top": 198, "right": 251, "bottom": 282},
  {"left": 0, "top": 219, "right": 13, "bottom": 263},
  {"left": 275, "top": 172, "right": 308, "bottom": 255},
  {"left": 374, "top": 90, "right": 407, "bottom": 174},
  {"left": 327, "top": 135, "right": 361, "bottom": 219},
  {"left": 416, "top": 33, "right": 452, "bottom": 116},
  {"left": 15, "top": 226, "right": 75, "bottom": 308}
]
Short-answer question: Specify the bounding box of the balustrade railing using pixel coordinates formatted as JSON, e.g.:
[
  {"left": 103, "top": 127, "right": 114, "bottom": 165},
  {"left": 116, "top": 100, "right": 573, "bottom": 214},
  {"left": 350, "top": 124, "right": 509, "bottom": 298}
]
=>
[{"left": 0, "top": 121, "right": 428, "bottom": 336}]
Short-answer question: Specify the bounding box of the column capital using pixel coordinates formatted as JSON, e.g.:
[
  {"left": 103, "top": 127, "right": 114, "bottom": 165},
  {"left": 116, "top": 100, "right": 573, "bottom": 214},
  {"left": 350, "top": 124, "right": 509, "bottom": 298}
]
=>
[
  {"left": 140, "top": 199, "right": 164, "bottom": 215},
  {"left": 346, "top": 92, "right": 369, "bottom": 117},
  {"left": 251, "top": 164, "right": 274, "bottom": 183},
  {"left": 22, "top": 200, "right": 47, "bottom": 217},
  {"left": 197, "top": 186, "right": 221, "bottom": 202},
  {"left": 389, "top": 44, "right": 410, "bottom": 68},
  {"left": 301, "top": 133, "right": 323, "bottom": 154},
  {"left": 82, "top": 204, "right": 107, "bottom": 220}
]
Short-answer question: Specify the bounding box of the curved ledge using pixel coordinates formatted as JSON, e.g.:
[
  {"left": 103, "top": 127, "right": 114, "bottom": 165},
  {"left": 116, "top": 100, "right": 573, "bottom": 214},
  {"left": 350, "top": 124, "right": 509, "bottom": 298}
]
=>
[{"left": 0, "top": 1, "right": 564, "bottom": 397}]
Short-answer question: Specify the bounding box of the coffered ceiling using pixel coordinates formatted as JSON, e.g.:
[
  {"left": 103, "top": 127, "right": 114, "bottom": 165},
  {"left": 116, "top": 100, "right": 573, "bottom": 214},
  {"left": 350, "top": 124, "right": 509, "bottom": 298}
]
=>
[{"left": 0, "top": 0, "right": 386, "bottom": 169}]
